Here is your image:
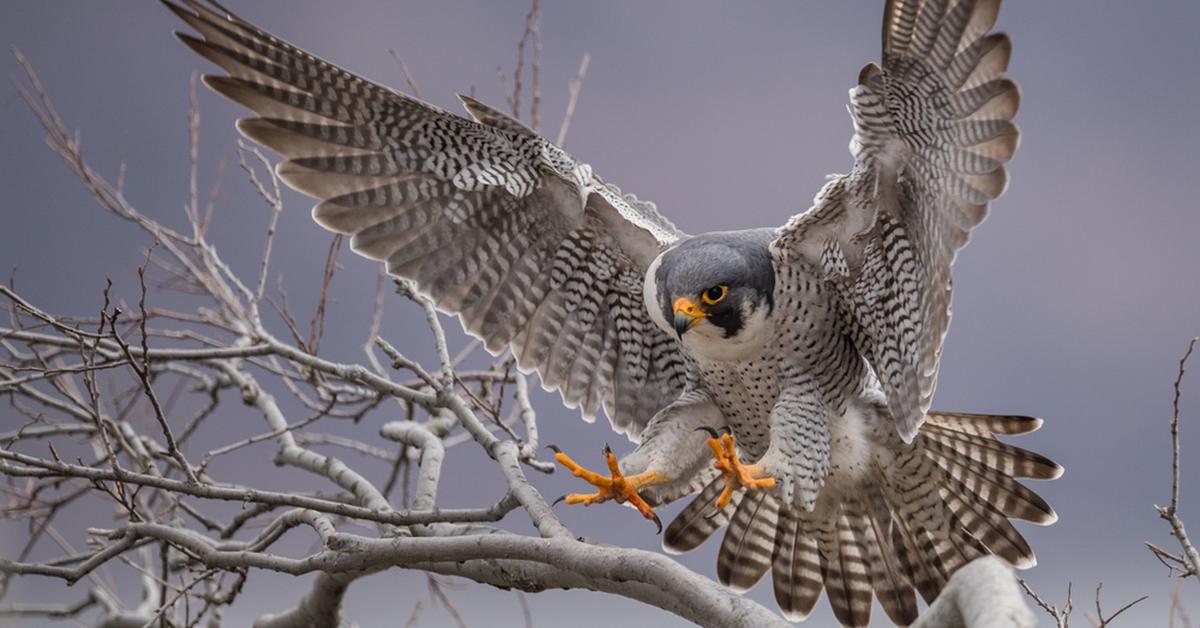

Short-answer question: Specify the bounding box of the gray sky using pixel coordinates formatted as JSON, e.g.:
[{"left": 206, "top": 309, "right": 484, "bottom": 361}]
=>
[{"left": 2, "top": 1, "right": 1199, "bottom": 625}]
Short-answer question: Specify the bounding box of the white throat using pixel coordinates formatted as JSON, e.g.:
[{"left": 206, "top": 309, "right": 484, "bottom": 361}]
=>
[{"left": 679, "top": 303, "right": 772, "bottom": 363}]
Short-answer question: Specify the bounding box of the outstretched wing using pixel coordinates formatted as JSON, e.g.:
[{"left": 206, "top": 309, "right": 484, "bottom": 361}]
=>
[
  {"left": 166, "top": 0, "right": 688, "bottom": 438},
  {"left": 771, "top": 0, "right": 1019, "bottom": 440}
]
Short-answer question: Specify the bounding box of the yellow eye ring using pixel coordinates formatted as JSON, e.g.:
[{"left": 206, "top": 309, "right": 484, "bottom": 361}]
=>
[{"left": 701, "top": 284, "right": 728, "bottom": 305}]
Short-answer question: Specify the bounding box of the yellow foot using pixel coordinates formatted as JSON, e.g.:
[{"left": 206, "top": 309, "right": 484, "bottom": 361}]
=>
[
  {"left": 548, "top": 444, "right": 667, "bottom": 533},
  {"left": 700, "top": 427, "right": 776, "bottom": 512}
]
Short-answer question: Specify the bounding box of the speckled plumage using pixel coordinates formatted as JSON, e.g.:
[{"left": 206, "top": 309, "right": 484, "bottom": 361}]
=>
[{"left": 170, "top": 0, "right": 1059, "bottom": 625}]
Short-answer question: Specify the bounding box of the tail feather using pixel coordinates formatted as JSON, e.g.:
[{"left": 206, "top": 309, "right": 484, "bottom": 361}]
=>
[
  {"left": 925, "top": 410, "right": 1043, "bottom": 436},
  {"left": 924, "top": 423, "right": 1063, "bottom": 479},
  {"left": 662, "top": 476, "right": 741, "bottom": 554},
  {"left": 877, "top": 451, "right": 955, "bottom": 603},
  {"left": 925, "top": 442, "right": 1058, "bottom": 524},
  {"left": 663, "top": 410, "right": 1058, "bottom": 627},
  {"left": 945, "top": 510, "right": 991, "bottom": 571},
  {"left": 939, "top": 473, "right": 1036, "bottom": 567},
  {"left": 851, "top": 493, "right": 919, "bottom": 625},
  {"left": 889, "top": 518, "right": 942, "bottom": 604},
  {"left": 816, "top": 505, "right": 875, "bottom": 627},
  {"left": 717, "top": 491, "right": 779, "bottom": 591},
  {"left": 771, "top": 511, "right": 824, "bottom": 621}
]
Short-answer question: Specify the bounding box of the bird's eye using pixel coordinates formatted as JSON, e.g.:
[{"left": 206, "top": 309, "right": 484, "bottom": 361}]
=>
[{"left": 701, "top": 285, "right": 728, "bottom": 305}]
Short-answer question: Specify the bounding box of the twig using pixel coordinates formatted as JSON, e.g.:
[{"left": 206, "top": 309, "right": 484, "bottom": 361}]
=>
[
  {"left": 526, "top": 0, "right": 541, "bottom": 130},
  {"left": 428, "top": 574, "right": 470, "bottom": 628},
  {"left": 0, "top": 450, "right": 512, "bottom": 528},
  {"left": 1018, "top": 579, "right": 1072, "bottom": 628},
  {"left": 0, "top": 593, "right": 96, "bottom": 619},
  {"left": 235, "top": 140, "right": 284, "bottom": 310},
  {"left": 200, "top": 157, "right": 226, "bottom": 238},
  {"left": 517, "top": 591, "right": 533, "bottom": 628},
  {"left": 113, "top": 260, "right": 199, "bottom": 484},
  {"left": 294, "top": 432, "right": 396, "bottom": 462},
  {"left": 556, "top": 52, "right": 590, "bottom": 147},
  {"left": 388, "top": 48, "right": 424, "bottom": 99},
  {"left": 402, "top": 601, "right": 424, "bottom": 628},
  {"left": 308, "top": 234, "right": 343, "bottom": 355},
  {"left": 197, "top": 399, "right": 334, "bottom": 473},
  {"left": 1088, "top": 582, "right": 1148, "bottom": 627},
  {"left": 116, "top": 129, "right": 129, "bottom": 198},
  {"left": 1154, "top": 337, "right": 1200, "bottom": 579},
  {"left": 374, "top": 336, "right": 439, "bottom": 389},
  {"left": 1171, "top": 576, "right": 1193, "bottom": 628},
  {"left": 186, "top": 71, "right": 201, "bottom": 238}
]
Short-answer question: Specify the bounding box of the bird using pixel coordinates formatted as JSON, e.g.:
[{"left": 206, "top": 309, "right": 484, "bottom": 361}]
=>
[{"left": 166, "top": 0, "right": 1062, "bottom": 625}]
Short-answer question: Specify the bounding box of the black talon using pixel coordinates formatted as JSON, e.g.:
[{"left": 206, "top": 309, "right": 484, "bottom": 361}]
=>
[
  {"left": 552, "top": 494, "right": 567, "bottom": 507},
  {"left": 695, "top": 426, "right": 721, "bottom": 438},
  {"left": 651, "top": 512, "right": 663, "bottom": 534},
  {"left": 719, "top": 425, "right": 734, "bottom": 436},
  {"left": 546, "top": 444, "right": 562, "bottom": 454},
  {"left": 602, "top": 443, "right": 612, "bottom": 455}
]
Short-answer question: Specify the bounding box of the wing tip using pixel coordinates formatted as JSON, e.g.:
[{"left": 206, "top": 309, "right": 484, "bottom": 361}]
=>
[
  {"left": 173, "top": 31, "right": 211, "bottom": 59},
  {"left": 161, "top": 0, "right": 194, "bottom": 23}
]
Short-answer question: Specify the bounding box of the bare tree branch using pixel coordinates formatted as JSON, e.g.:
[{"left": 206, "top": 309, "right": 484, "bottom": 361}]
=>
[
  {"left": 1149, "top": 336, "right": 1200, "bottom": 582},
  {"left": 1019, "top": 578, "right": 1073, "bottom": 628},
  {"left": 388, "top": 48, "right": 424, "bottom": 99},
  {"left": 908, "top": 557, "right": 1036, "bottom": 628},
  {"left": 1086, "top": 582, "right": 1148, "bottom": 627},
  {"left": 556, "top": 52, "right": 590, "bottom": 147}
]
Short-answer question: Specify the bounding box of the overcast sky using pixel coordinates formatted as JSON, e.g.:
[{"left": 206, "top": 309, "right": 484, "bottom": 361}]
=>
[{"left": 2, "top": 1, "right": 1198, "bottom": 626}]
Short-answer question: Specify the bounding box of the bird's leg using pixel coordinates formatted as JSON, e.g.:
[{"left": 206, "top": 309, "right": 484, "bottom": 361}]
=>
[
  {"left": 549, "top": 444, "right": 669, "bottom": 532},
  {"left": 701, "top": 427, "right": 776, "bottom": 511}
]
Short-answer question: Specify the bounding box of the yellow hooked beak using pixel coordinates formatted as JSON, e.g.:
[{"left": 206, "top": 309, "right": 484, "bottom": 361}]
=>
[{"left": 673, "top": 297, "right": 706, "bottom": 337}]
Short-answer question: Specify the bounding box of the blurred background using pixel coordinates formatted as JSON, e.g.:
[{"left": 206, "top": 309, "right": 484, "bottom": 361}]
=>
[{"left": 2, "top": 1, "right": 1198, "bottom": 625}]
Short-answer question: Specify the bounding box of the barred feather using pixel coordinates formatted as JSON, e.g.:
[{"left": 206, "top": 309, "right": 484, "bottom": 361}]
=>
[
  {"left": 849, "top": 494, "right": 919, "bottom": 625},
  {"left": 167, "top": 0, "right": 688, "bottom": 438},
  {"left": 771, "top": 0, "right": 1022, "bottom": 442},
  {"left": 938, "top": 471, "right": 1036, "bottom": 567},
  {"left": 662, "top": 477, "right": 742, "bottom": 554},
  {"left": 876, "top": 447, "right": 956, "bottom": 603},
  {"left": 771, "top": 510, "right": 824, "bottom": 621},
  {"left": 674, "top": 406, "right": 1054, "bottom": 628},
  {"left": 924, "top": 423, "right": 1063, "bottom": 479},
  {"left": 925, "top": 442, "right": 1058, "bottom": 524},
  {"left": 816, "top": 507, "right": 874, "bottom": 626},
  {"left": 717, "top": 491, "right": 779, "bottom": 592},
  {"left": 926, "top": 410, "right": 1043, "bottom": 436}
]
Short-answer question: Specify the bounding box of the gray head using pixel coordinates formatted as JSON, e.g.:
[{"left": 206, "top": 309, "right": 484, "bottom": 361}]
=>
[{"left": 643, "top": 230, "right": 776, "bottom": 359}]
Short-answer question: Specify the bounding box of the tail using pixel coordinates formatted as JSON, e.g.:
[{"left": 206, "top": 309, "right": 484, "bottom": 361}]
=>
[{"left": 663, "top": 411, "right": 1061, "bottom": 627}]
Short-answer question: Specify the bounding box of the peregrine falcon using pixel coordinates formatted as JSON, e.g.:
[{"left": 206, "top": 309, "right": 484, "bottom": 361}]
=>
[{"left": 168, "top": 0, "right": 1062, "bottom": 625}]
